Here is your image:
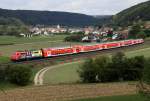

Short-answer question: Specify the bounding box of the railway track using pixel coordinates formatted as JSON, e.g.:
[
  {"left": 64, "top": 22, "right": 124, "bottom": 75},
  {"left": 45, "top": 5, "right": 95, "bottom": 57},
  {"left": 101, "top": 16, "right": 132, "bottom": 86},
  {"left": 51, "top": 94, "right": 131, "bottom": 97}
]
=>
[{"left": 3, "top": 39, "right": 150, "bottom": 66}]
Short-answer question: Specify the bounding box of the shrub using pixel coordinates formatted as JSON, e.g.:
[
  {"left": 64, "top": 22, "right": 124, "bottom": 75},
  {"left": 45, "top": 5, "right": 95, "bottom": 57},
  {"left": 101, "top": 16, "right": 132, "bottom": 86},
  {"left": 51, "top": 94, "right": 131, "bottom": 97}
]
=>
[
  {"left": 143, "top": 58, "right": 150, "bottom": 84},
  {"left": 129, "top": 24, "right": 141, "bottom": 38},
  {"left": 64, "top": 34, "right": 84, "bottom": 42},
  {"left": 78, "top": 59, "right": 97, "bottom": 83},
  {"left": 7, "top": 65, "right": 32, "bottom": 86},
  {"left": 122, "top": 57, "right": 143, "bottom": 81},
  {"left": 0, "top": 65, "right": 7, "bottom": 81},
  {"left": 138, "top": 58, "right": 150, "bottom": 98},
  {"left": 144, "top": 29, "right": 150, "bottom": 37},
  {"left": 111, "top": 52, "right": 126, "bottom": 81},
  {"left": 136, "top": 31, "right": 146, "bottom": 39},
  {"left": 94, "top": 56, "right": 114, "bottom": 82},
  {"left": 78, "top": 56, "right": 113, "bottom": 83},
  {"left": 128, "top": 56, "right": 145, "bottom": 80}
]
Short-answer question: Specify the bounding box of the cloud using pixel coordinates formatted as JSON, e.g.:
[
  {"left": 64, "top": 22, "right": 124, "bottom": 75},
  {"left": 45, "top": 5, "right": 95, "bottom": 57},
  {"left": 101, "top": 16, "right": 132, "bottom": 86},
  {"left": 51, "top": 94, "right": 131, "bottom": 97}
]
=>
[{"left": 0, "top": 0, "right": 148, "bottom": 15}]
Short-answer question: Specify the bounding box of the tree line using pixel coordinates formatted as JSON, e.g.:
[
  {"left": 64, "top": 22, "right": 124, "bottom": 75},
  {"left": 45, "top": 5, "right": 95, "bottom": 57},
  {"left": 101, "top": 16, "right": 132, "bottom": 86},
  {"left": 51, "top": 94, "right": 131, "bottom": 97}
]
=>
[
  {"left": 0, "top": 8, "right": 101, "bottom": 27},
  {"left": 78, "top": 52, "right": 150, "bottom": 84},
  {"left": 129, "top": 23, "right": 150, "bottom": 39},
  {"left": 113, "top": 1, "right": 150, "bottom": 26}
]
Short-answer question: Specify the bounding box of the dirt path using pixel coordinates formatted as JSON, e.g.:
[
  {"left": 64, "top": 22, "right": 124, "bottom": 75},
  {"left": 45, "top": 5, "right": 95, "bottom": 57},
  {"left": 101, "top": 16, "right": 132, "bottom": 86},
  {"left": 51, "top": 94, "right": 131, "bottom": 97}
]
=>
[
  {"left": 0, "top": 83, "right": 137, "bottom": 101},
  {"left": 34, "top": 62, "right": 80, "bottom": 85}
]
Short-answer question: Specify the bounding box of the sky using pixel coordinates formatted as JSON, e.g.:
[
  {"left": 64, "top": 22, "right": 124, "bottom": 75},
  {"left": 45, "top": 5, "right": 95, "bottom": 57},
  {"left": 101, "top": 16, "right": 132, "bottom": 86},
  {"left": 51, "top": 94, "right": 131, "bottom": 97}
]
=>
[{"left": 0, "top": 0, "right": 148, "bottom": 15}]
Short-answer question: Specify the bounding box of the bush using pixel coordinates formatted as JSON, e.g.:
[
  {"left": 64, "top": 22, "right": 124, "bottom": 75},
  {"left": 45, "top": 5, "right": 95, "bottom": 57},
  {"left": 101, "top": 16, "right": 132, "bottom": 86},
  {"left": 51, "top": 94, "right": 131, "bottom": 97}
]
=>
[
  {"left": 7, "top": 65, "right": 32, "bottom": 86},
  {"left": 0, "top": 65, "right": 7, "bottom": 81},
  {"left": 78, "top": 59, "right": 97, "bottom": 83},
  {"left": 111, "top": 52, "right": 126, "bottom": 81},
  {"left": 144, "top": 29, "right": 150, "bottom": 37},
  {"left": 78, "top": 56, "right": 115, "bottom": 83},
  {"left": 123, "top": 56, "right": 145, "bottom": 80},
  {"left": 138, "top": 58, "right": 150, "bottom": 98},
  {"left": 64, "top": 34, "right": 84, "bottom": 42},
  {"left": 136, "top": 31, "right": 146, "bottom": 39},
  {"left": 129, "top": 24, "right": 141, "bottom": 38},
  {"left": 143, "top": 58, "right": 150, "bottom": 84},
  {"left": 94, "top": 56, "right": 114, "bottom": 82}
]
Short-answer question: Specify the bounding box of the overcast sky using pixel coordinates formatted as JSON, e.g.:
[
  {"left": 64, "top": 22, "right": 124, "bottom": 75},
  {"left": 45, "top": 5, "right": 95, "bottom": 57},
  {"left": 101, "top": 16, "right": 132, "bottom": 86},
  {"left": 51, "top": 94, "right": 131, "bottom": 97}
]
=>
[{"left": 0, "top": 0, "right": 148, "bottom": 15}]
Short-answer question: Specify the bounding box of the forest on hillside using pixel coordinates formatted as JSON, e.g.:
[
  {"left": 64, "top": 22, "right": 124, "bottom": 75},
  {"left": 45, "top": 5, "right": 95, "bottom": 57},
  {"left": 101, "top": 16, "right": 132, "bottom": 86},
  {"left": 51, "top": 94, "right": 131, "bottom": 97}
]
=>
[{"left": 113, "top": 0, "right": 150, "bottom": 26}]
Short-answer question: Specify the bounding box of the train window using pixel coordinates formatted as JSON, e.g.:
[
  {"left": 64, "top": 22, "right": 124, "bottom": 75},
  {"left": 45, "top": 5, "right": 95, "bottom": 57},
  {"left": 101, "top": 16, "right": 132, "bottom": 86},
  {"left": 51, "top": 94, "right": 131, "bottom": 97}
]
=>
[
  {"left": 34, "top": 52, "right": 39, "bottom": 53},
  {"left": 48, "top": 51, "right": 51, "bottom": 54},
  {"left": 21, "top": 53, "right": 26, "bottom": 55}
]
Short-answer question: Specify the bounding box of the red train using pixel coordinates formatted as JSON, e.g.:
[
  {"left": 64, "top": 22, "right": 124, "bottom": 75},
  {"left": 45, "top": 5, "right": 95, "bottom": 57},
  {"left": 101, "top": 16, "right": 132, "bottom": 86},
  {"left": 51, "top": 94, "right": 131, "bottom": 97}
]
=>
[{"left": 11, "top": 39, "right": 144, "bottom": 61}]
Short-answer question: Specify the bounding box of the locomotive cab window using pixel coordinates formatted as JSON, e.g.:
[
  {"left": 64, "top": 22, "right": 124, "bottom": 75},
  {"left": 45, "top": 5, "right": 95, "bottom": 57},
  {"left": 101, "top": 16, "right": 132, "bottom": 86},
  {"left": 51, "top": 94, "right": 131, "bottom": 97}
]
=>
[{"left": 33, "top": 51, "right": 39, "bottom": 53}]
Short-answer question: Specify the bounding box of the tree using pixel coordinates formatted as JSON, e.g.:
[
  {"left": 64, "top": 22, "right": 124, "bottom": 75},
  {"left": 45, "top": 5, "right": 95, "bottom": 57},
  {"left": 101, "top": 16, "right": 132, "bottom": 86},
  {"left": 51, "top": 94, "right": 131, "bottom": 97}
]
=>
[
  {"left": 129, "top": 24, "right": 141, "bottom": 38},
  {"left": 136, "top": 31, "right": 146, "bottom": 39},
  {"left": 7, "top": 65, "right": 32, "bottom": 86},
  {"left": 64, "top": 34, "right": 84, "bottom": 42},
  {"left": 78, "top": 56, "right": 113, "bottom": 83},
  {"left": 78, "top": 53, "right": 146, "bottom": 83},
  {"left": 144, "top": 29, "right": 150, "bottom": 37},
  {"left": 138, "top": 58, "right": 150, "bottom": 99},
  {"left": 0, "top": 65, "right": 7, "bottom": 82},
  {"left": 111, "top": 52, "right": 126, "bottom": 81},
  {"left": 124, "top": 56, "right": 145, "bottom": 80},
  {"left": 78, "top": 59, "right": 97, "bottom": 83},
  {"left": 94, "top": 56, "right": 113, "bottom": 82},
  {"left": 143, "top": 58, "right": 150, "bottom": 84}
]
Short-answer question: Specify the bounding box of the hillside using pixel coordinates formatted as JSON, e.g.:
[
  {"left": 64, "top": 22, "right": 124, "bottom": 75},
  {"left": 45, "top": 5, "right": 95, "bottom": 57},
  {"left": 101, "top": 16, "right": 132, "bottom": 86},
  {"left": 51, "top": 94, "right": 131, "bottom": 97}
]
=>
[
  {"left": 0, "top": 8, "right": 104, "bottom": 27},
  {"left": 93, "top": 15, "right": 112, "bottom": 25},
  {"left": 113, "top": 0, "right": 150, "bottom": 26},
  {"left": 0, "top": 17, "right": 24, "bottom": 26},
  {"left": 0, "top": 17, "right": 28, "bottom": 36}
]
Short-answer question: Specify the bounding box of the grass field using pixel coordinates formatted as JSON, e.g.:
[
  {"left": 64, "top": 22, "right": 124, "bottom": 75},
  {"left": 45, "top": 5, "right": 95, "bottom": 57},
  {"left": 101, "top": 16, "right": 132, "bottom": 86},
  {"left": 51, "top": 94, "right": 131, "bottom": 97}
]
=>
[
  {"left": 0, "top": 56, "right": 10, "bottom": 63},
  {"left": 0, "top": 35, "right": 67, "bottom": 45},
  {"left": 43, "top": 47, "right": 150, "bottom": 84},
  {"left": 126, "top": 47, "right": 150, "bottom": 58},
  {"left": 44, "top": 62, "right": 82, "bottom": 84},
  {"left": 0, "top": 35, "right": 71, "bottom": 56},
  {"left": 0, "top": 81, "right": 18, "bottom": 90},
  {"left": 71, "top": 94, "right": 148, "bottom": 101},
  {"left": 0, "top": 35, "right": 91, "bottom": 57}
]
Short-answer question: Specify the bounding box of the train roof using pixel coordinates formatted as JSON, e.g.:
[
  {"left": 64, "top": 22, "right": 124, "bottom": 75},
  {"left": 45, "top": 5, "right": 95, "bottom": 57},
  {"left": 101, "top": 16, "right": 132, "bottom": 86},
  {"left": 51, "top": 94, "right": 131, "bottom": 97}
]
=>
[
  {"left": 42, "top": 39, "right": 137, "bottom": 50},
  {"left": 15, "top": 39, "right": 141, "bottom": 52},
  {"left": 14, "top": 49, "right": 41, "bottom": 52},
  {"left": 42, "top": 46, "right": 72, "bottom": 50}
]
